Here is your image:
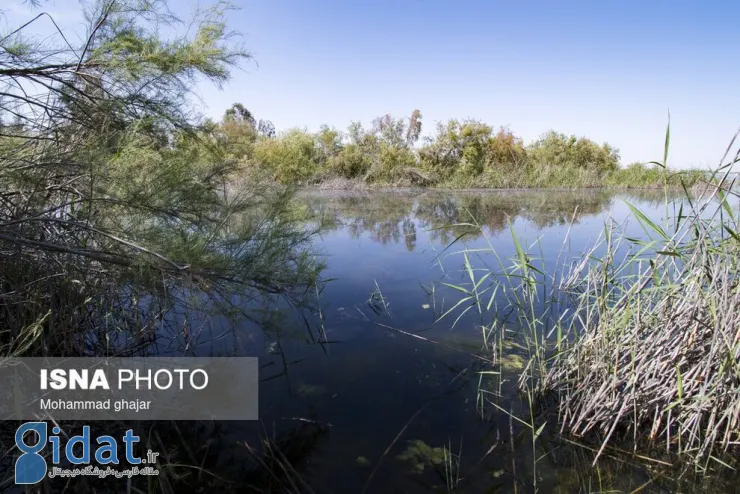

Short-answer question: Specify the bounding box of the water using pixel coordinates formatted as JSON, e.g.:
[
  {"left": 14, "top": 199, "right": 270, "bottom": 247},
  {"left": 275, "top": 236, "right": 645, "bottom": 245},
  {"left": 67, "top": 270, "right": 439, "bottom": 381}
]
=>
[
  {"left": 6, "top": 189, "right": 736, "bottom": 493},
  {"left": 194, "top": 189, "right": 735, "bottom": 493}
]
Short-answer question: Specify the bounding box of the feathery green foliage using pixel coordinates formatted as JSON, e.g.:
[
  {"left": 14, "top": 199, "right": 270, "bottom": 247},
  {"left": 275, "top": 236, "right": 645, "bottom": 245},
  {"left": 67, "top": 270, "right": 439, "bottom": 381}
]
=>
[{"left": 0, "top": 0, "right": 323, "bottom": 357}]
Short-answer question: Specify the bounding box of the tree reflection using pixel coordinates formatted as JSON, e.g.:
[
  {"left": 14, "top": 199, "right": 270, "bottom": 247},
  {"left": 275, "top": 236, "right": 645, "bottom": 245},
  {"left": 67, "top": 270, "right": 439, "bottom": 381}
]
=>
[{"left": 299, "top": 189, "right": 676, "bottom": 250}]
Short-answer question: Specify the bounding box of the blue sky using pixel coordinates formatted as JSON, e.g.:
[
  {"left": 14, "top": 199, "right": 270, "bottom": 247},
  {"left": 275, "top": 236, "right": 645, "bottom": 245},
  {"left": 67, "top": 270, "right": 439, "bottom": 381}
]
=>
[{"left": 3, "top": 0, "right": 739, "bottom": 169}]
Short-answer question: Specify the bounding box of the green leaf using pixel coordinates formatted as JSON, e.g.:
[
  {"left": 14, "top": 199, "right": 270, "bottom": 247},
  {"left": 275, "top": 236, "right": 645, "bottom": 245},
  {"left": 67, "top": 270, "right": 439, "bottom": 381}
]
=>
[
  {"left": 442, "top": 282, "right": 471, "bottom": 295},
  {"left": 473, "top": 272, "right": 492, "bottom": 291},
  {"left": 464, "top": 252, "right": 476, "bottom": 285},
  {"left": 717, "top": 188, "right": 735, "bottom": 223},
  {"left": 676, "top": 366, "right": 683, "bottom": 400},
  {"left": 625, "top": 200, "right": 670, "bottom": 242},
  {"left": 509, "top": 222, "right": 528, "bottom": 277},
  {"left": 675, "top": 202, "right": 684, "bottom": 233},
  {"left": 436, "top": 296, "right": 473, "bottom": 323},
  {"left": 662, "top": 112, "right": 670, "bottom": 168},
  {"left": 451, "top": 305, "right": 474, "bottom": 330},
  {"left": 533, "top": 422, "right": 547, "bottom": 441},
  {"left": 724, "top": 225, "right": 740, "bottom": 243},
  {"left": 486, "top": 284, "right": 500, "bottom": 311}
]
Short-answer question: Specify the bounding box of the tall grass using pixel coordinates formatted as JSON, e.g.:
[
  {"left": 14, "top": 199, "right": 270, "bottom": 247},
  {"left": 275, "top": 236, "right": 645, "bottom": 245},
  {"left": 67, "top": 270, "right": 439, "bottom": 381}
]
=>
[
  {"left": 604, "top": 162, "right": 707, "bottom": 189},
  {"left": 541, "top": 134, "right": 740, "bottom": 467},
  {"left": 435, "top": 127, "right": 740, "bottom": 476}
]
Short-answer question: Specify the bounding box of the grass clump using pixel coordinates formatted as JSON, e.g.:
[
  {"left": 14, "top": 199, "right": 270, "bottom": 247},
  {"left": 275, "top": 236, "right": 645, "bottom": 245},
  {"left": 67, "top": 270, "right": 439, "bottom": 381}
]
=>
[
  {"left": 541, "top": 162, "right": 740, "bottom": 465},
  {"left": 605, "top": 161, "right": 707, "bottom": 188},
  {"left": 545, "top": 233, "right": 740, "bottom": 462},
  {"left": 433, "top": 126, "right": 739, "bottom": 474}
]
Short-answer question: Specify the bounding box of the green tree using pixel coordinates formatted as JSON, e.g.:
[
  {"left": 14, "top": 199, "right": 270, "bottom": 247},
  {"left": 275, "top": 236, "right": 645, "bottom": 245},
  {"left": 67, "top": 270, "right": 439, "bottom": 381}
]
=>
[
  {"left": 0, "top": 0, "right": 322, "bottom": 356},
  {"left": 364, "top": 110, "right": 423, "bottom": 183},
  {"left": 527, "top": 131, "right": 620, "bottom": 172},
  {"left": 253, "top": 129, "right": 319, "bottom": 184},
  {"left": 217, "top": 104, "right": 259, "bottom": 162},
  {"left": 315, "top": 124, "right": 344, "bottom": 166},
  {"left": 332, "top": 121, "right": 377, "bottom": 178}
]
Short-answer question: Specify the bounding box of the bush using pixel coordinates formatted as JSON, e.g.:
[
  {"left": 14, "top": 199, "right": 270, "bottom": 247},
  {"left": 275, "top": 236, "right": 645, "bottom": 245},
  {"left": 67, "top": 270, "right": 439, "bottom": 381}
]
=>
[
  {"left": 217, "top": 105, "right": 259, "bottom": 162},
  {"left": 315, "top": 125, "right": 343, "bottom": 166},
  {"left": 366, "top": 143, "right": 417, "bottom": 183},
  {"left": 252, "top": 129, "right": 319, "bottom": 184},
  {"left": 420, "top": 120, "right": 528, "bottom": 179},
  {"left": 418, "top": 121, "right": 464, "bottom": 178},
  {"left": 489, "top": 128, "right": 527, "bottom": 168},
  {"left": 527, "top": 131, "right": 619, "bottom": 172},
  {"left": 234, "top": 111, "right": 709, "bottom": 190},
  {"left": 327, "top": 143, "right": 370, "bottom": 178}
]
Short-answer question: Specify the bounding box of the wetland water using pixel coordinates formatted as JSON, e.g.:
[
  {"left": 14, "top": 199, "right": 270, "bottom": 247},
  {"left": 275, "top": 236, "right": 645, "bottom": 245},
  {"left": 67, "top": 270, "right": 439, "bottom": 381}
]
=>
[
  {"left": 85, "top": 189, "right": 738, "bottom": 493},
  {"left": 188, "top": 188, "right": 735, "bottom": 494}
]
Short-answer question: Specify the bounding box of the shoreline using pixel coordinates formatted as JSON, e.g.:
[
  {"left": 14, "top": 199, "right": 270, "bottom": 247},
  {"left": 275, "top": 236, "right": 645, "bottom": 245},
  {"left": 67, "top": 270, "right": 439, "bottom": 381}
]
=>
[{"left": 299, "top": 181, "right": 714, "bottom": 193}]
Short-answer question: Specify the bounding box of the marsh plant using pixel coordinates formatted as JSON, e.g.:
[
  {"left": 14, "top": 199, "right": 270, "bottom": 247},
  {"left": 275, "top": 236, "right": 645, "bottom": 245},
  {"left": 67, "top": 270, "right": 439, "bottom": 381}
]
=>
[{"left": 433, "top": 126, "right": 739, "bottom": 483}]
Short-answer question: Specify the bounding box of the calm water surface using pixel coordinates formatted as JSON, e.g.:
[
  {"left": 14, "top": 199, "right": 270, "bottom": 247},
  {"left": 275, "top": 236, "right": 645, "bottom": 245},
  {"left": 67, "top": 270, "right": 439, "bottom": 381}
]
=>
[{"left": 187, "top": 189, "right": 738, "bottom": 493}]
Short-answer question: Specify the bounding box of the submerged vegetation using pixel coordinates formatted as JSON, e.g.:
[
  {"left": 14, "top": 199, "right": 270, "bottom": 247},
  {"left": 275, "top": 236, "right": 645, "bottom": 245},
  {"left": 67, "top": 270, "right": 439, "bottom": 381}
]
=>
[{"left": 215, "top": 108, "right": 709, "bottom": 189}]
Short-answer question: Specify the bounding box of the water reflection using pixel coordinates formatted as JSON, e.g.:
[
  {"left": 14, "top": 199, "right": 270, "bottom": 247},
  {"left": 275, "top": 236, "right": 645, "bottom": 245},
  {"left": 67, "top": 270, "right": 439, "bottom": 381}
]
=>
[{"left": 300, "top": 189, "right": 676, "bottom": 249}]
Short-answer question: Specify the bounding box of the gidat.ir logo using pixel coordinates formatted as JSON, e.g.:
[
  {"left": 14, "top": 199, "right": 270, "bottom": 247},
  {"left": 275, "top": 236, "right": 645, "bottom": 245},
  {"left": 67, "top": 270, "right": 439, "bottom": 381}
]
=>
[
  {"left": 15, "top": 422, "right": 48, "bottom": 484},
  {"left": 14, "top": 422, "right": 156, "bottom": 485}
]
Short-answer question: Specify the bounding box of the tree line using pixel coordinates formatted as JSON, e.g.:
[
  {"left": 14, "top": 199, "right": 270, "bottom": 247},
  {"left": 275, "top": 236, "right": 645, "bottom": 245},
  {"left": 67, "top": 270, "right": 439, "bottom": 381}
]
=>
[{"left": 204, "top": 106, "right": 702, "bottom": 188}]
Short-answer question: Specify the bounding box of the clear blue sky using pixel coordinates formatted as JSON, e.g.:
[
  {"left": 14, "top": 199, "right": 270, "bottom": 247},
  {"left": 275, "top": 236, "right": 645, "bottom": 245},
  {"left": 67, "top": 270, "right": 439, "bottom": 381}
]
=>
[{"left": 3, "top": 0, "right": 739, "bottom": 169}]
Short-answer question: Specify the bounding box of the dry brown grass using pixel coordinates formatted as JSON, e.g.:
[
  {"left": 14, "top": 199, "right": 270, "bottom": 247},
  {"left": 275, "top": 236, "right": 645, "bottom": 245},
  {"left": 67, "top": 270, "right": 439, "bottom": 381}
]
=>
[{"left": 543, "top": 241, "right": 740, "bottom": 464}]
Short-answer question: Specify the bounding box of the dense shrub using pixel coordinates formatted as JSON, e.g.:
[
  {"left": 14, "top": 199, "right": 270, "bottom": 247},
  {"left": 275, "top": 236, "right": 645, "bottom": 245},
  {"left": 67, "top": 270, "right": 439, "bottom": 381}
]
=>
[
  {"left": 418, "top": 121, "right": 462, "bottom": 177},
  {"left": 366, "top": 143, "right": 417, "bottom": 183},
  {"left": 252, "top": 129, "right": 319, "bottom": 184},
  {"left": 327, "top": 144, "right": 368, "bottom": 178},
  {"left": 315, "top": 125, "right": 343, "bottom": 165},
  {"left": 489, "top": 128, "right": 527, "bottom": 167},
  {"left": 216, "top": 104, "right": 259, "bottom": 161},
  {"left": 527, "top": 131, "right": 619, "bottom": 172},
  {"left": 458, "top": 121, "right": 494, "bottom": 175},
  {"left": 324, "top": 122, "right": 376, "bottom": 179},
  {"left": 421, "top": 120, "right": 490, "bottom": 176},
  {"left": 344, "top": 113, "right": 422, "bottom": 183},
  {"left": 419, "top": 120, "right": 527, "bottom": 179}
]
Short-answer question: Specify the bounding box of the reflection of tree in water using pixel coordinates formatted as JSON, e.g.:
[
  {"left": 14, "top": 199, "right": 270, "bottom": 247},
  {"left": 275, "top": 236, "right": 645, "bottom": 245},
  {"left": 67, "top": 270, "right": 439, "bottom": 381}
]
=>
[
  {"left": 307, "top": 193, "right": 418, "bottom": 246},
  {"left": 416, "top": 190, "right": 619, "bottom": 244},
  {"left": 300, "top": 189, "right": 678, "bottom": 251},
  {"left": 402, "top": 218, "right": 417, "bottom": 251}
]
